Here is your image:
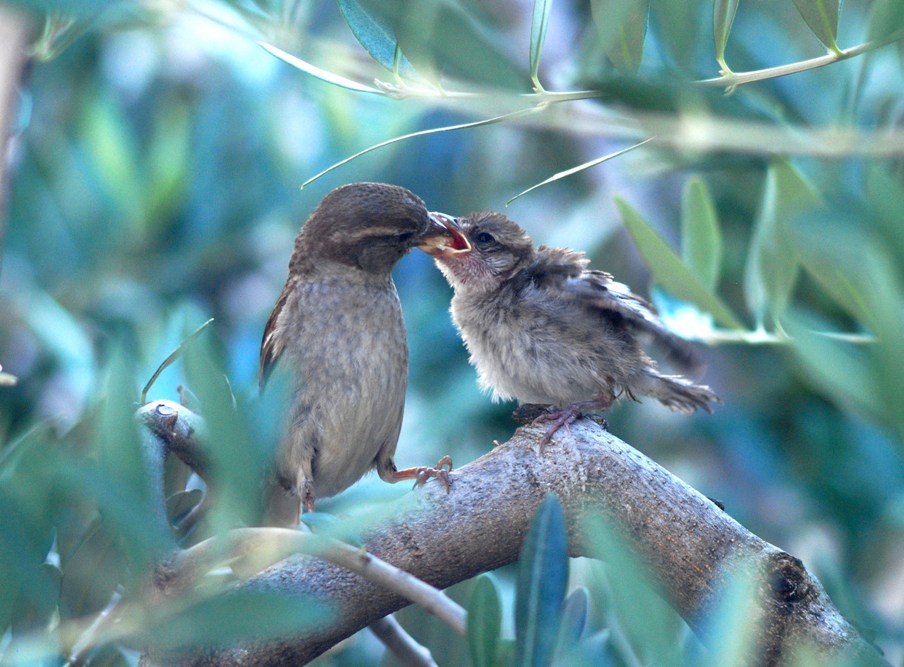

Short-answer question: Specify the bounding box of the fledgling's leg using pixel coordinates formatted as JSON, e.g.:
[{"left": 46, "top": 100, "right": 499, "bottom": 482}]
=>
[{"left": 532, "top": 391, "right": 614, "bottom": 449}]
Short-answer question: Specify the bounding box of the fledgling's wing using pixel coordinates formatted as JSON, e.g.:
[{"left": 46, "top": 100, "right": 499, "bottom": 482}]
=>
[
  {"left": 527, "top": 246, "right": 703, "bottom": 373},
  {"left": 259, "top": 282, "right": 293, "bottom": 390}
]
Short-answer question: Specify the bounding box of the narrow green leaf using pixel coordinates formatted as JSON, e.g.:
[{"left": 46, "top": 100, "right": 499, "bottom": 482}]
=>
[
  {"left": 865, "top": 165, "right": 904, "bottom": 261},
  {"left": 337, "top": 0, "right": 418, "bottom": 77},
  {"left": 713, "top": 0, "right": 740, "bottom": 72},
  {"left": 615, "top": 197, "right": 744, "bottom": 329},
  {"left": 743, "top": 160, "right": 820, "bottom": 329},
  {"left": 145, "top": 98, "right": 191, "bottom": 225},
  {"left": 377, "top": 0, "right": 526, "bottom": 89},
  {"left": 784, "top": 311, "right": 881, "bottom": 419},
  {"left": 555, "top": 587, "right": 589, "bottom": 649},
  {"left": 140, "top": 318, "right": 214, "bottom": 404},
  {"left": 468, "top": 573, "right": 502, "bottom": 667},
  {"left": 792, "top": 0, "right": 841, "bottom": 53},
  {"left": 81, "top": 92, "right": 144, "bottom": 231},
  {"left": 699, "top": 564, "right": 761, "bottom": 667},
  {"left": 258, "top": 42, "right": 383, "bottom": 94},
  {"left": 591, "top": 0, "right": 651, "bottom": 73},
  {"left": 507, "top": 138, "right": 653, "bottom": 206},
  {"left": 65, "top": 353, "right": 175, "bottom": 579},
  {"left": 681, "top": 177, "right": 722, "bottom": 292},
  {"left": 140, "top": 590, "right": 332, "bottom": 650},
  {"left": 651, "top": 0, "right": 704, "bottom": 70},
  {"left": 530, "top": 0, "right": 553, "bottom": 91},
  {"left": 515, "top": 494, "right": 568, "bottom": 667},
  {"left": 184, "top": 338, "right": 267, "bottom": 528},
  {"left": 581, "top": 516, "right": 682, "bottom": 665},
  {"left": 867, "top": 0, "right": 904, "bottom": 42},
  {"left": 791, "top": 220, "right": 873, "bottom": 329},
  {"left": 302, "top": 107, "right": 538, "bottom": 188},
  {"left": 864, "top": 254, "right": 904, "bottom": 444}
]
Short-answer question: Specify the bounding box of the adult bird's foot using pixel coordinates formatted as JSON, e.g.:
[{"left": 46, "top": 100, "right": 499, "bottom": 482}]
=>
[
  {"left": 302, "top": 480, "right": 316, "bottom": 514},
  {"left": 393, "top": 455, "right": 454, "bottom": 492}
]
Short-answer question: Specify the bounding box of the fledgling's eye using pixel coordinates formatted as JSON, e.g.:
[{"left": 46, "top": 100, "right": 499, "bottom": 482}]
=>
[
  {"left": 474, "top": 231, "right": 496, "bottom": 247},
  {"left": 396, "top": 231, "right": 415, "bottom": 243}
]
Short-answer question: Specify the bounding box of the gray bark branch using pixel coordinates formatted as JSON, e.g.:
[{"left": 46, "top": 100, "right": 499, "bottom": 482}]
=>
[{"left": 138, "top": 401, "right": 885, "bottom": 666}]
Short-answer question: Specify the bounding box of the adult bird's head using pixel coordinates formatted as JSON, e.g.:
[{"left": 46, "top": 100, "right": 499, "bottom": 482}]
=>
[
  {"left": 427, "top": 212, "right": 535, "bottom": 293},
  {"left": 293, "top": 182, "right": 462, "bottom": 275}
]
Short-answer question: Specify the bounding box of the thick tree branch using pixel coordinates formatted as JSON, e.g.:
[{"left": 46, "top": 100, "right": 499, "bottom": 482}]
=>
[{"left": 138, "top": 401, "right": 886, "bottom": 666}]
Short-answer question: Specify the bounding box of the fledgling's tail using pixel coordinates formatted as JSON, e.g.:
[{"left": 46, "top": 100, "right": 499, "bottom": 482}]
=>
[
  {"left": 637, "top": 371, "right": 720, "bottom": 415},
  {"left": 648, "top": 328, "right": 706, "bottom": 377}
]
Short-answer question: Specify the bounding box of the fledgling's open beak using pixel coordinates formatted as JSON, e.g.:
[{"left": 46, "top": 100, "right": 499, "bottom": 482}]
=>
[{"left": 417, "top": 212, "right": 471, "bottom": 257}]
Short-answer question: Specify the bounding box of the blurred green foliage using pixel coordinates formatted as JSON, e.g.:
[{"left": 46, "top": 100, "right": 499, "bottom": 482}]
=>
[{"left": 1, "top": 0, "right": 904, "bottom": 664}]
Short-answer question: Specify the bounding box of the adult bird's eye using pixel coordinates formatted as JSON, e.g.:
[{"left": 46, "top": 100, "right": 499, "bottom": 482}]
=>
[{"left": 475, "top": 231, "right": 496, "bottom": 246}]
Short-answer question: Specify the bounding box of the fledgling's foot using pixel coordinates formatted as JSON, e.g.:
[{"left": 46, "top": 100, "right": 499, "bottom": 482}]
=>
[
  {"left": 533, "top": 405, "right": 582, "bottom": 449},
  {"left": 533, "top": 395, "right": 614, "bottom": 450}
]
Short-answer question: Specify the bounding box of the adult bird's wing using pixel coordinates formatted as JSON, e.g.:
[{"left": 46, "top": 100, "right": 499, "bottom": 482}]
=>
[{"left": 259, "top": 283, "right": 292, "bottom": 390}]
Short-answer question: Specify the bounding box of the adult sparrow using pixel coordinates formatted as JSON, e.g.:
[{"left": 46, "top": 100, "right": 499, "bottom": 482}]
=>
[
  {"left": 426, "top": 211, "right": 719, "bottom": 443},
  {"left": 259, "top": 183, "right": 466, "bottom": 525}
]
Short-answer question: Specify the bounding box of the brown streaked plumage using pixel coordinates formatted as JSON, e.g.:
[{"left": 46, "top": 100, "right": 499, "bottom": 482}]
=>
[
  {"left": 260, "top": 183, "right": 464, "bottom": 525},
  {"left": 431, "top": 212, "right": 719, "bottom": 443}
]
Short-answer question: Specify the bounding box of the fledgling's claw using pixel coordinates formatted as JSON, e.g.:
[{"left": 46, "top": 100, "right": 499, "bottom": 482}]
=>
[
  {"left": 531, "top": 393, "right": 614, "bottom": 450},
  {"left": 534, "top": 406, "right": 581, "bottom": 450}
]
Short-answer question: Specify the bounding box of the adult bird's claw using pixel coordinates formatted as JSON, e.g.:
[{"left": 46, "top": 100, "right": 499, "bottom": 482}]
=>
[
  {"left": 413, "top": 455, "right": 453, "bottom": 492},
  {"left": 393, "top": 455, "right": 454, "bottom": 492}
]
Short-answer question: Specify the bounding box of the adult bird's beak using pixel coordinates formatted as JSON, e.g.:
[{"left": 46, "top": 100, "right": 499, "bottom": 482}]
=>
[{"left": 417, "top": 212, "right": 471, "bottom": 257}]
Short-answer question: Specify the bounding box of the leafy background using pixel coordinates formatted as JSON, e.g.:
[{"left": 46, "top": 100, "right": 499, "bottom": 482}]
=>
[{"left": 1, "top": 0, "right": 903, "bottom": 664}]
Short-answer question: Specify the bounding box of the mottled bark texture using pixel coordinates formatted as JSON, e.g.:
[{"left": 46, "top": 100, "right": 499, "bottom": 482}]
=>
[{"left": 138, "top": 401, "right": 886, "bottom": 666}]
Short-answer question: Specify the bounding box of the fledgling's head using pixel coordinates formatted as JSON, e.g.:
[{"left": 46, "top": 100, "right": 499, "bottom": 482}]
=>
[
  {"left": 427, "top": 212, "right": 536, "bottom": 293},
  {"left": 294, "top": 182, "right": 456, "bottom": 274}
]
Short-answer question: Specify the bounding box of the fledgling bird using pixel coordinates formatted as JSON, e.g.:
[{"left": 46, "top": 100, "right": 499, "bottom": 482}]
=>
[
  {"left": 426, "top": 212, "right": 719, "bottom": 442},
  {"left": 259, "top": 183, "right": 464, "bottom": 526}
]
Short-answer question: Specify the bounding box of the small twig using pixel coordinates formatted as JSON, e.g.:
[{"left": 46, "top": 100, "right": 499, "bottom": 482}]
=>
[
  {"left": 165, "top": 528, "right": 468, "bottom": 637},
  {"left": 505, "top": 137, "right": 655, "bottom": 205},
  {"left": 699, "top": 30, "right": 904, "bottom": 89},
  {"left": 369, "top": 615, "right": 438, "bottom": 667},
  {"left": 693, "top": 327, "right": 877, "bottom": 346},
  {"left": 300, "top": 107, "right": 541, "bottom": 188},
  {"left": 140, "top": 318, "right": 214, "bottom": 404}
]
